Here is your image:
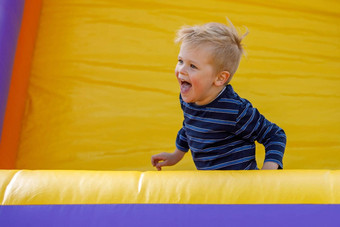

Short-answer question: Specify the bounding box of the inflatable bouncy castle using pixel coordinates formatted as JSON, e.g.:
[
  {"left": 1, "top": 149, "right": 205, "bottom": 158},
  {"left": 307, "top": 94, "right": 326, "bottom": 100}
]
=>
[{"left": 0, "top": 0, "right": 339, "bottom": 226}]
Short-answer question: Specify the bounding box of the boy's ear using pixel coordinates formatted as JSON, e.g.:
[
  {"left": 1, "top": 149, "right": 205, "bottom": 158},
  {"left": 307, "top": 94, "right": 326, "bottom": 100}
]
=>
[{"left": 215, "top": 71, "right": 230, "bottom": 86}]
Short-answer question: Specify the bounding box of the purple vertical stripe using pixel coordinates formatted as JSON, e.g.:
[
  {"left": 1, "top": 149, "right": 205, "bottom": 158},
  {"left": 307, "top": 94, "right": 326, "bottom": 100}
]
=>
[
  {"left": 0, "top": 0, "right": 25, "bottom": 140},
  {"left": 0, "top": 204, "right": 339, "bottom": 227}
]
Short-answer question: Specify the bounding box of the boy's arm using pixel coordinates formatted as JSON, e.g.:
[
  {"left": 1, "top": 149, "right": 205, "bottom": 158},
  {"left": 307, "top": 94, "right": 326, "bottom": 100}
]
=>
[
  {"left": 151, "top": 125, "right": 189, "bottom": 171},
  {"left": 262, "top": 161, "right": 279, "bottom": 170},
  {"left": 235, "top": 103, "right": 287, "bottom": 169},
  {"left": 151, "top": 148, "right": 186, "bottom": 171}
]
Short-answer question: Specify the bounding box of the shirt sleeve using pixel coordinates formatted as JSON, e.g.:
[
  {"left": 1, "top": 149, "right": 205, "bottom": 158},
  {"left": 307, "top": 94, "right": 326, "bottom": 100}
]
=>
[
  {"left": 234, "top": 102, "right": 287, "bottom": 169},
  {"left": 176, "top": 125, "right": 189, "bottom": 152},
  {"left": 176, "top": 94, "right": 190, "bottom": 152}
]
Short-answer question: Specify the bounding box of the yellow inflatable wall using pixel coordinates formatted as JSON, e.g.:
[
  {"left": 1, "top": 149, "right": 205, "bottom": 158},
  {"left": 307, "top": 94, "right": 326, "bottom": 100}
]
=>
[
  {"left": 1, "top": 170, "right": 339, "bottom": 204},
  {"left": 1, "top": 170, "right": 339, "bottom": 225},
  {"left": 13, "top": 0, "right": 340, "bottom": 170}
]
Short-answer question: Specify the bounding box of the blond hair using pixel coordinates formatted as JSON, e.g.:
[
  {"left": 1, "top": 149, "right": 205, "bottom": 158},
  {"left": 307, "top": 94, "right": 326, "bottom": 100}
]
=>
[{"left": 175, "top": 18, "right": 248, "bottom": 81}]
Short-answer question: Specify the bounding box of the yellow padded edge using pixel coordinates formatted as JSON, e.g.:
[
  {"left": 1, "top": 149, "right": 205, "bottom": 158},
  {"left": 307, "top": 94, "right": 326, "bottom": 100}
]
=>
[{"left": 1, "top": 170, "right": 339, "bottom": 205}]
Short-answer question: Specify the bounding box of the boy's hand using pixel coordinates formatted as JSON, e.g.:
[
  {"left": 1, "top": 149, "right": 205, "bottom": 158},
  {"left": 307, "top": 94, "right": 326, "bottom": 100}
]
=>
[
  {"left": 261, "top": 161, "right": 279, "bottom": 170},
  {"left": 151, "top": 149, "right": 186, "bottom": 171}
]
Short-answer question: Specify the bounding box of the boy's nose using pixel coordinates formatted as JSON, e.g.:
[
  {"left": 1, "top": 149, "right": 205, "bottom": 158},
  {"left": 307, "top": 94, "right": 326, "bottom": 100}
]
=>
[
  {"left": 178, "top": 64, "right": 188, "bottom": 76},
  {"left": 177, "top": 73, "right": 186, "bottom": 80}
]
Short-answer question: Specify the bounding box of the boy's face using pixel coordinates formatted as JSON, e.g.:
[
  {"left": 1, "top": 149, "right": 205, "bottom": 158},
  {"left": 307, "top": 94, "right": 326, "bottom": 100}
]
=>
[{"left": 175, "top": 43, "right": 220, "bottom": 105}]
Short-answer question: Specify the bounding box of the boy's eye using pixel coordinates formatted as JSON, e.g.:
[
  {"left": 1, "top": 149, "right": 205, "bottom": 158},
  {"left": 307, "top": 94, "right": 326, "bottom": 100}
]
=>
[
  {"left": 190, "top": 64, "right": 197, "bottom": 69},
  {"left": 178, "top": 59, "right": 183, "bottom": 64}
]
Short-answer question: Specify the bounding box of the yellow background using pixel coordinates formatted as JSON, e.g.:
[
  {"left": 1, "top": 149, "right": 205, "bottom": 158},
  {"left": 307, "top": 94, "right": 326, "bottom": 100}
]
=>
[{"left": 16, "top": 0, "right": 340, "bottom": 170}]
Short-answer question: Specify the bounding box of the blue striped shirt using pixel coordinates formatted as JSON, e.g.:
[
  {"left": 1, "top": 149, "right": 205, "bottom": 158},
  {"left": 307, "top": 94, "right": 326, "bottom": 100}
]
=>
[{"left": 176, "top": 85, "right": 286, "bottom": 170}]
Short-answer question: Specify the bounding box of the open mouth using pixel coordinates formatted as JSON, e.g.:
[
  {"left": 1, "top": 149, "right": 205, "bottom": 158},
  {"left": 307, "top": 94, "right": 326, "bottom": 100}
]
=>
[{"left": 180, "top": 80, "right": 192, "bottom": 93}]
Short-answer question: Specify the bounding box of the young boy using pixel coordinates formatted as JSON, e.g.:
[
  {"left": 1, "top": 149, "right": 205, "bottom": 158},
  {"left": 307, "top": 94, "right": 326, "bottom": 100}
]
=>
[{"left": 151, "top": 20, "right": 286, "bottom": 170}]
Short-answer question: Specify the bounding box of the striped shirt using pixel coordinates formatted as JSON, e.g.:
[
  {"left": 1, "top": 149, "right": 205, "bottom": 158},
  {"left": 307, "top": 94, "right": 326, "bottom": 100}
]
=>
[{"left": 176, "top": 85, "right": 286, "bottom": 170}]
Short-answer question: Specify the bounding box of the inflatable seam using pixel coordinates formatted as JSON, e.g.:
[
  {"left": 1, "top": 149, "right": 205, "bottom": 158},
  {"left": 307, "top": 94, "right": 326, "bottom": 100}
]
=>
[{"left": 2, "top": 170, "right": 22, "bottom": 205}]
